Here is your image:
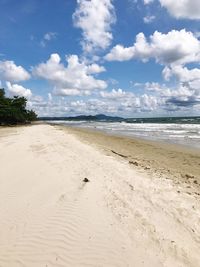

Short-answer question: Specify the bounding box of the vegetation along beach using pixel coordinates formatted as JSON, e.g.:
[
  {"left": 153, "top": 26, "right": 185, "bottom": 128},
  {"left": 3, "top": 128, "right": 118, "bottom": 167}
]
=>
[{"left": 1, "top": 0, "right": 200, "bottom": 266}]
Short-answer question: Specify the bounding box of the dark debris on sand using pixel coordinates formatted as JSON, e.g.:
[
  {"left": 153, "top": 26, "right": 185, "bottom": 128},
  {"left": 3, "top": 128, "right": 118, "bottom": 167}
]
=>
[{"left": 83, "top": 178, "right": 90, "bottom": 183}]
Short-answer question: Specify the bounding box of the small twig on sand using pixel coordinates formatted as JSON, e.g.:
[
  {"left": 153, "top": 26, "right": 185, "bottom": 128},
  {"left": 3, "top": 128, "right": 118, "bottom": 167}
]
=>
[{"left": 111, "top": 150, "right": 128, "bottom": 158}]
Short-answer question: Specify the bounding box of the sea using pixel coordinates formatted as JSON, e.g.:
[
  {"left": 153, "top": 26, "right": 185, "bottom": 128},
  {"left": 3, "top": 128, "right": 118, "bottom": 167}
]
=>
[{"left": 50, "top": 117, "right": 200, "bottom": 149}]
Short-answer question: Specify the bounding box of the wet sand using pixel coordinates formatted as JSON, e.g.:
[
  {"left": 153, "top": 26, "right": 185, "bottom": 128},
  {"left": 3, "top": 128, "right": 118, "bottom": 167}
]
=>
[{"left": 61, "top": 125, "right": 200, "bottom": 190}]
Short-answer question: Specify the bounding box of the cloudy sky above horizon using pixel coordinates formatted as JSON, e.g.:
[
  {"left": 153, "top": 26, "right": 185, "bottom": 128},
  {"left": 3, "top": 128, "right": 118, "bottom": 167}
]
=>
[{"left": 0, "top": 0, "right": 200, "bottom": 117}]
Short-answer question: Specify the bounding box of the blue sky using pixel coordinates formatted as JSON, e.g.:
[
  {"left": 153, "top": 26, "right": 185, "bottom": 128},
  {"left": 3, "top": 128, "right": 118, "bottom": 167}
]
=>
[{"left": 0, "top": 0, "right": 200, "bottom": 117}]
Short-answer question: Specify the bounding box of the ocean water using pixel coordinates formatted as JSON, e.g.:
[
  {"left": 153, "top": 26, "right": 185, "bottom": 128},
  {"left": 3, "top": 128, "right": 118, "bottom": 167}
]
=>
[{"left": 50, "top": 118, "right": 200, "bottom": 149}]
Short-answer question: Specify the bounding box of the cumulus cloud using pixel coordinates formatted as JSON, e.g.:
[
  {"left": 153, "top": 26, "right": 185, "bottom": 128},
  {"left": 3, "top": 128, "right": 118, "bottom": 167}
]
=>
[
  {"left": 105, "top": 44, "right": 135, "bottom": 61},
  {"left": 99, "top": 87, "right": 160, "bottom": 113},
  {"left": 100, "top": 88, "right": 134, "bottom": 99},
  {"left": 138, "top": 94, "right": 159, "bottom": 111},
  {"left": 163, "top": 65, "right": 200, "bottom": 83},
  {"left": 6, "top": 81, "right": 32, "bottom": 98},
  {"left": 104, "top": 18, "right": 200, "bottom": 113},
  {"left": 53, "top": 88, "right": 91, "bottom": 96},
  {"left": 86, "top": 63, "right": 106, "bottom": 74},
  {"left": 161, "top": 64, "right": 200, "bottom": 107},
  {"left": 133, "top": 81, "right": 168, "bottom": 92},
  {"left": 105, "top": 29, "right": 200, "bottom": 65},
  {"left": 164, "top": 84, "right": 200, "bottom": 107},
  {"left": 33, "top": 83, "right": 199, "bottom": 117},
  {"left": 69, "top": 93, "right": 159, "bottom": 115},
  {"left": 0, "top": 60, "right": 30, "bottom": 82},
  {"left": 33, "top": 53, "right": 107, "bottom": 96},
  {"left": 159, "top": 0, "right": 200, "bottom": 20},
  {"left": 29, "top": 83, "right": 199, "bottom": 117},
  {"left": 73, "top": 0, "right": 116, "bottom": 53},
  {"left": 154, "top": 83, "right": 199, "bottom": 109},
  {"left": 29, "top": 87, "right": 162, "bottom": 117},
  {"left": 133, "top": 74, "right": 200, "bottom": 110},
  {"left": 144, "top": 0, "right": 200, "bottom": 20},
  {"left": 144, "top": 82, "right": 166, "bottom": 92}
]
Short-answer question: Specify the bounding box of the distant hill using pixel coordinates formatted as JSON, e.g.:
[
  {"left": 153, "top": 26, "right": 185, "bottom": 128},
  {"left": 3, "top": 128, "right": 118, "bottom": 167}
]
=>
[
  {"left": 39, "top": 114, "right": 124, "bottom": 122},
  {"left": 39, "top": 114, "right": 200, "bottom": 124}
]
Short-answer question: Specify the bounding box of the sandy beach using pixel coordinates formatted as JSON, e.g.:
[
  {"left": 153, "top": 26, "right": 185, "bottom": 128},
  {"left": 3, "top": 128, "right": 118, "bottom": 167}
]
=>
[{"left": 0, "top": 124, "right": 200, "bottom": 267}]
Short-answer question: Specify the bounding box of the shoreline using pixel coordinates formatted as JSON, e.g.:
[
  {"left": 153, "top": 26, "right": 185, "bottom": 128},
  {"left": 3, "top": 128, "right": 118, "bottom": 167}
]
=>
[
  {"left": 47, "top": 119, "right": 200, "bottom": 151},
  {"left": 53, "top": 122, "right": 200, "bottom": 152},
  {"left": 56, "top": 124, "right": 200, "bottom": 192}
]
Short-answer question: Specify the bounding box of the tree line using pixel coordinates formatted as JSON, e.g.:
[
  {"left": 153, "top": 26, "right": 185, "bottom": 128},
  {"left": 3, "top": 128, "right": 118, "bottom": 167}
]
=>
[{"left": 0, "top": 88, "right": 37, "bottom": 125}]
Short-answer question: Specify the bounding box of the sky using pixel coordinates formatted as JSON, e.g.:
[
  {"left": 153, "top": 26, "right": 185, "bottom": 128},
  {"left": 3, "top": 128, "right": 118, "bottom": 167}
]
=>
[{"left": 0, "top": 0, "right": 200, "bottom": 118}]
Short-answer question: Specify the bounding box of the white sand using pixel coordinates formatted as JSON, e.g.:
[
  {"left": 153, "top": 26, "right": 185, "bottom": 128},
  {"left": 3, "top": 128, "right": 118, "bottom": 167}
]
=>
[{"left": 0, "top": 124, "right": 200, "bottom": 267}]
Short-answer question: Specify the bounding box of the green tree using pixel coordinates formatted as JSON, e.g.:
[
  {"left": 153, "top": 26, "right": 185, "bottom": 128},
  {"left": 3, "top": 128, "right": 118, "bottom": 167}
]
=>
[{"left": 0, "top": 88, "right": 37, "bottom": 125}]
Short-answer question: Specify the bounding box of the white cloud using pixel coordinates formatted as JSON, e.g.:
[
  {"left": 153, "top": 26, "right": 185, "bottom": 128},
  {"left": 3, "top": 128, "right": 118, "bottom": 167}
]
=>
[
  {"left": 86, "top": 63, "right": 106, "bottom": 74},
  {"left": 48, "top": 93, "right": 52, "bottom": 101},
  {"left": 133, "top": 76, "right": 200, "bottom": 110},
  {"left": 162, "top": 65, "right": 200, "bottom": 107},
  {"left": 159, "top": 0, "right": 200, "bottom": 20},
  {"left": 105, "top": 29, "right": 200, "bottom": 66},
  {"left": 144, "top": 82, "right": 166, "bottom": 92},
  {"left": 53, "top": 88, "right": 91, "bottom": 96},
  {"left": 163, "top": 65, "right": 200, "bottom": 82},
  {"left": 28, "top": 79, "right": 200, "bottom": 117},
  {"left": 99, "top": 88, "right": 159, "bottom": 113},
  {"left": 70, "top": 98, "right": 110, "bottom": 114},
  {"left": 141, "top": 77, "right": 200, "bottom": 109},
  {"left": 0, "top": 60, "right": 30, "bottom": 82},
  {"left": 144, "top": 0, "right": 200, "bottom": 20},
  {"left": 33, "top": 53, "right": 107, "bottom": 96},
  {"left": 143, "top": 15, "right": 156, "bottom": 23},
  {"left": 162, "top": 85, "right": 195, "bottom": 98},
  {"left": 40, "top": 32, "right": 57, "bottom": 47},
  {"left": 164, "top": 84, "right": 200, "bottom": 108},
  {"left": 73, "top": 0, "right": 116, "bottom": 53},
  {"left": 6, "top": 81, "right": 32, "bottom": 98},
  {"left": 133, "top": 81, "right": 168, "bottom": 92},
  {"left": 105, "top": 44, "right": 135, "bottom": 61},
  {"left": 139, "top": 94, "right": 159, "bottom": 111},
  {"left": 144, "top": 0, "right": 154, "bottom": 4},
  {"left": 28, "top": 84, "right": 200, "bottom": 117},
  {"left": 29, "top": 87, "right": 163, "bottom": 117},
  {"left": 99, "top": 88, "right": 159, "bottom": 114},
  {"left": 100, "top": 88, "right": 134, "bottom": 99}
]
